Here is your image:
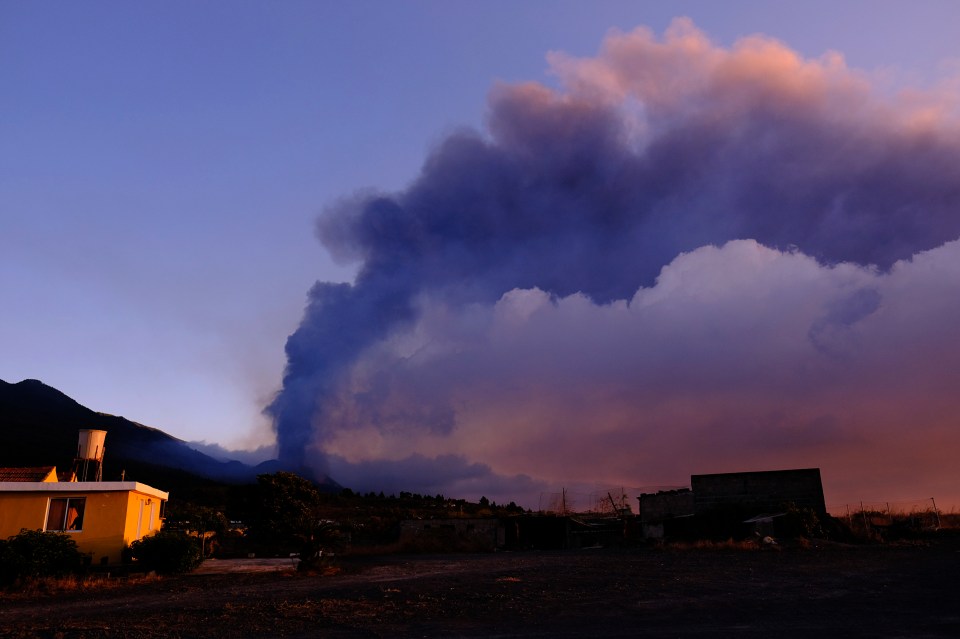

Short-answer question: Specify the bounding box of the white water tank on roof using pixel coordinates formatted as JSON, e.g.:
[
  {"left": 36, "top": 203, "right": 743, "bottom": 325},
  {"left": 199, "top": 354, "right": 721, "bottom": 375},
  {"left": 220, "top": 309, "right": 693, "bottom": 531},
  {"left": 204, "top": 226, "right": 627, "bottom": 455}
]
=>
[{"left": 77, "top": 429, "right": 107, "bottom": 461}]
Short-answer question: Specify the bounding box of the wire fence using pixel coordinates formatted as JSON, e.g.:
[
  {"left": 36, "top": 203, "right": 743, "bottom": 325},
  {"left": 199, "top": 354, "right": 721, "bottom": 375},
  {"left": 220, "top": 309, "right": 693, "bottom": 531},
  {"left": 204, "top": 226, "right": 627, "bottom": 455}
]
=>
[
  {"left": 539, "top": 492, "right": 946, "bottom": 522},
  {"left": 827, "top": 497, "right": 944, "bottom": 531},
  {"left": 828, "top": 497, "right": 941, "bottom": 516},
  {"left": 537, "top": 488, "right": 950, "bottom": 534}
]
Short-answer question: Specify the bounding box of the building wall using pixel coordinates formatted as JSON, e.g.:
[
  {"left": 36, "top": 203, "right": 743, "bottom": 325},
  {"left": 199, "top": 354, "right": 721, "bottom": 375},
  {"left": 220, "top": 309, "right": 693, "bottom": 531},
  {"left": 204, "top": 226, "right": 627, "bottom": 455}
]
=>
[
  {"left": 0, "top": 492, "right": 48, "bottom": 533},
  {"left": 638, "top": 490, "right": 695, "bottom": 523},
  {"left": 691, "top": 468, "right": 826, "bottom": 515},
  {"left": 59, "top": 491, "right": 129, "bottom": 565},
  {"left": 0, "top": 483, "right": 167, "bottom": 565},
  {"left": 121, "top": 491, "right": 163, "bottom": 548}
]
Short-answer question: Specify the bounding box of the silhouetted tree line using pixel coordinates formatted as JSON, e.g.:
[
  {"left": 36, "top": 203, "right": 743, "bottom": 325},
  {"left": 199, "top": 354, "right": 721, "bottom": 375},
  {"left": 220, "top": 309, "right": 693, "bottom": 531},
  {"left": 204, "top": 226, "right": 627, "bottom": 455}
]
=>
[{"left": 162, "top": 472, "right": 526, "bottom": 563}]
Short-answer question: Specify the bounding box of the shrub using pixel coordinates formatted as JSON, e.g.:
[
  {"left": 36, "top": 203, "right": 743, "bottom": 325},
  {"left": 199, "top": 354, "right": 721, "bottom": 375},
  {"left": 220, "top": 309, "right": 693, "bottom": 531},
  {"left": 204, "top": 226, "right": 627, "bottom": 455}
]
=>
[
  {"left": 126, "top": 531, "right": 202, "bottom": 575},
  {"left": 0, "top": 529, "right": 88, "bottom": 586},
  {"left": 778, "top": 506, "right": 826, "bottom": 539}
]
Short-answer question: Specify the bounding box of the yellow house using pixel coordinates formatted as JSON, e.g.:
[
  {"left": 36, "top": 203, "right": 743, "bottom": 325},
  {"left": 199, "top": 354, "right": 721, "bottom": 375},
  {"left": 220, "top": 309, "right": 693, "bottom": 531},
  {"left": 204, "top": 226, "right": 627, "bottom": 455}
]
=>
[{"left": 0, "top": 470, "right": 168, "bottom": 565}]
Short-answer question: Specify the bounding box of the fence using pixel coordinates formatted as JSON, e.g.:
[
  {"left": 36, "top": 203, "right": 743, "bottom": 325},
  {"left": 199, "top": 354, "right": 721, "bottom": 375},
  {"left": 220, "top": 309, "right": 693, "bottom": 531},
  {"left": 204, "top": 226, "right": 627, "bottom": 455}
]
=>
[{"left": 828, "top": 497, "right": 943, "bottom": 533}]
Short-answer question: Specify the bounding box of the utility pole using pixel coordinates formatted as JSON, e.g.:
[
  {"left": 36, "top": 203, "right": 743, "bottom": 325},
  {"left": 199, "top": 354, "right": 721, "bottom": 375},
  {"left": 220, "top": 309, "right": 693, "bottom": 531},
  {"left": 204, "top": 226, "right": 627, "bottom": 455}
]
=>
[{"left": 931, "top": 497, "right": 941, "bottom": 529}]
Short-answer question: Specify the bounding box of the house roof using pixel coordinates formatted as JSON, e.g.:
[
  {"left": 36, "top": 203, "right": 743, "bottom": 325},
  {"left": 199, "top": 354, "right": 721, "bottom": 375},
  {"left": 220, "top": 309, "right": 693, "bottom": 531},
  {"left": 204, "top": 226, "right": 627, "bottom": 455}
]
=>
[
  {"left": 0, "top": 466, "right": 58, "bottom": 482},
  {"left": 0, "top": 480, "right": 168, "bottom": 500}
]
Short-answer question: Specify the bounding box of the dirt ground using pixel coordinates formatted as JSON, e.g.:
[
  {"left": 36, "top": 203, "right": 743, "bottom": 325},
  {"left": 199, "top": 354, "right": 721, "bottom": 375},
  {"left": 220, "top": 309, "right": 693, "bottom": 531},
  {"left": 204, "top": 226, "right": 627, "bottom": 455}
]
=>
[{"left": 2, "top": 535, "right": 958, "bottom": 638}]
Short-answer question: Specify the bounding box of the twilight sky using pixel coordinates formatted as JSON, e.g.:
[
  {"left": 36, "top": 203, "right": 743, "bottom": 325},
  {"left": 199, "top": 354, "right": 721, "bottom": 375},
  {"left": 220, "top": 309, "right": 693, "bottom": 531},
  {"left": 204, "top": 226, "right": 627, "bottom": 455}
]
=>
[{"left": 3, "top": 2, "right": 960, "bottom": 510}]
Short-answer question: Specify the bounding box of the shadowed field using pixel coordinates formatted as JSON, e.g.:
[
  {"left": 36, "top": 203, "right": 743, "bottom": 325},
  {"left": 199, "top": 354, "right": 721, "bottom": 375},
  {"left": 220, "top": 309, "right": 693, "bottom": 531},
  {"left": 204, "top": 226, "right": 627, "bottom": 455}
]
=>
[{"left": 1, "top": 535, "right": 958, "bottom": 638}]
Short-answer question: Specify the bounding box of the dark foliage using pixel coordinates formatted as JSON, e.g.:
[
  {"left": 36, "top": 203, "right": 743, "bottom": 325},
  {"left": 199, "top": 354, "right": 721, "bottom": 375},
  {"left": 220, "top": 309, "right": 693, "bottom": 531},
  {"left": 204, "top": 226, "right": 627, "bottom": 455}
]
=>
[
  {"left": 125, "top": 531, "right": 202, "bottom": 574},
  {"left": 163, "top": 502, "right": 230, "bottom": 556},
  {"left": 0, "top": 529, "right": 88, "bottom": 585},
  {"left": 247, "top": 473, "right": 347, "bottom": 569},
  {"left": 248, "top": 472, "right": 323, "bottom": 548}
]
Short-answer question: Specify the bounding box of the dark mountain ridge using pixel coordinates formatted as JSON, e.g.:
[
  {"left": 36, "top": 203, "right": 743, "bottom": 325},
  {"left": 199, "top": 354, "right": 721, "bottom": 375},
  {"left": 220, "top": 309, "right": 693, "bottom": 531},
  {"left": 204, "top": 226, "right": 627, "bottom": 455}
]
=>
[{"left": 0, "top": 378, "right": 334, "bottom": 493}]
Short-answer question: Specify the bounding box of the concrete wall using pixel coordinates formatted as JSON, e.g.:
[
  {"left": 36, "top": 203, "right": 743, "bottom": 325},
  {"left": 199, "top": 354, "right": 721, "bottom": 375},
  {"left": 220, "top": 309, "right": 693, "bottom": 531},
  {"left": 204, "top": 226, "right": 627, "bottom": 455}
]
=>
[
  {"left": 637, "top": 490, "right": 695, "bottom": 523},
  {"left": 0, "top": 491, "right": 47, "bottom": 533}
]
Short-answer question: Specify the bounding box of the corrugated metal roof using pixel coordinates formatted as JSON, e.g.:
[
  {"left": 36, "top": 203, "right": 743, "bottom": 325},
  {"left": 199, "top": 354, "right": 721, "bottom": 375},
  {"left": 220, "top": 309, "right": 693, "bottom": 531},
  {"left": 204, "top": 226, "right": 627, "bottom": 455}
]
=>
[{"left": 0, "top": 466, "right": 58, "bottom": 482}]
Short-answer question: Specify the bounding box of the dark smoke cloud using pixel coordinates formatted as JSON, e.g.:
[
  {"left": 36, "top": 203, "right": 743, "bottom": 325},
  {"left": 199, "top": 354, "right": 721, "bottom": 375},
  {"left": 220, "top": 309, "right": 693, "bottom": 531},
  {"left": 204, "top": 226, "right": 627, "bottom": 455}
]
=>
[
  {"left": 268, "top": 19, "right": 960, "bottom": 505},
  {"left": 325, "top": 453, "right": 545, "bottom": 501},
  {"left": 269, "top": 280, "right": 417, "bottom": 469}
]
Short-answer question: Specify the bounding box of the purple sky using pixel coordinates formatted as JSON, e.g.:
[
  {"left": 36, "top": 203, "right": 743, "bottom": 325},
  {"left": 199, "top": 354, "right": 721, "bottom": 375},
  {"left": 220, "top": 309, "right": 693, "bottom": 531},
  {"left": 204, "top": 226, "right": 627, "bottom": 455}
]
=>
[{"left": 3, "top": 2, "right": 960, "bottom": 510}]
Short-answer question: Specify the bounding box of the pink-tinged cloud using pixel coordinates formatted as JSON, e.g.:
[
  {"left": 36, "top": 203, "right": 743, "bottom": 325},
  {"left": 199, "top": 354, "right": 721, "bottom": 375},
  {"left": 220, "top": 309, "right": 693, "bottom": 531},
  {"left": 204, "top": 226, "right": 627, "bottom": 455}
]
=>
[
  {"left": 270, "top": 20, "right": 960, "bottom": 509},
  {"left": 318, "top": 240, "right": 960, "bottom": 508}
]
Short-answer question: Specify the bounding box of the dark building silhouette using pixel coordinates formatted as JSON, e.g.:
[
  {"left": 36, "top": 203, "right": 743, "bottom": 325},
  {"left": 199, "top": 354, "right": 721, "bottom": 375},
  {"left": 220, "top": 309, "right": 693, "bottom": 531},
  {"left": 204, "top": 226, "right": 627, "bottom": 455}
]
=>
[{"left": 691, "top": 468, "right": 826, "bottom": 515}]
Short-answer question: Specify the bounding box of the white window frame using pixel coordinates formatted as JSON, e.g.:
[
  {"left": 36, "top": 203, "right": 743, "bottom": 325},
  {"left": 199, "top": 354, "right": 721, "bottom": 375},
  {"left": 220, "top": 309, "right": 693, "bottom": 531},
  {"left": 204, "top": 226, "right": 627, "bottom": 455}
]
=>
[{"left": 45, "top": 497, "right": 86, "bottom": 532}]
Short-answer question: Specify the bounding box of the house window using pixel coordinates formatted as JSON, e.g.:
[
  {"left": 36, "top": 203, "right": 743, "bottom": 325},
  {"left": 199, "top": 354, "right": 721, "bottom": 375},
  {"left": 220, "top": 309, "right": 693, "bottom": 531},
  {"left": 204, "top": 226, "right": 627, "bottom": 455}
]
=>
[{"left": 46, "top": 497, "right": 86, "bottom": 532}]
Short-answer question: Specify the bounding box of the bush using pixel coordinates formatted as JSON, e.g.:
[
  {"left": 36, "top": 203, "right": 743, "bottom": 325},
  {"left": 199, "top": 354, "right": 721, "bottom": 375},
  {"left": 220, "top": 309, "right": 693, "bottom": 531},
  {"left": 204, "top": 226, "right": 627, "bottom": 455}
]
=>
[
  {"left": 0, "top": 529, "right": 88, "bottom": 586},
  {"left": 126, "top": 531, "right": 202, "bottom": 575},
  {"left": 778, "top": 506, "right": 826, "bottom": 539}
]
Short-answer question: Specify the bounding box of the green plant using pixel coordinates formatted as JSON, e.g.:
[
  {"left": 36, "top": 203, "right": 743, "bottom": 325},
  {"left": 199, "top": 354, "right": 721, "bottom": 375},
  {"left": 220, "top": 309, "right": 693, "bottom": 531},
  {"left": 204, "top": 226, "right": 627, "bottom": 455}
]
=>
[
  {"left": 0, "top": 529, "right": 88, "bottom": 586},
  {"left": 126, "top": 531, "right": 202, "bottom": 574}
]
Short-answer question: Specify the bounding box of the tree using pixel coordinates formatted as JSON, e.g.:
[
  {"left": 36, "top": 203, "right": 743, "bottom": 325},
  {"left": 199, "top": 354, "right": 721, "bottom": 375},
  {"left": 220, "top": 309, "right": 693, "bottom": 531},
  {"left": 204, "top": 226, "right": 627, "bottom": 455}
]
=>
[
  {"left": 165, "top": 502, "right": 229, "bottom": 557},
  {"left": 249, "top": 472, "right": 345, "bottom": 570},
  {"left": 184, "top": 506, "right": 228, "bottom": 557}
]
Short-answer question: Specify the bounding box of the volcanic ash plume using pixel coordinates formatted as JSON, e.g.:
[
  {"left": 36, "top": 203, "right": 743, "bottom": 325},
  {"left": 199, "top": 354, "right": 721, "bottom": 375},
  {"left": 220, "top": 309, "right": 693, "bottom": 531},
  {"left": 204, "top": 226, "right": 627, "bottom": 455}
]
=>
[{"left": 268, "top": 19, "right": 960, "bottom": 504}]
